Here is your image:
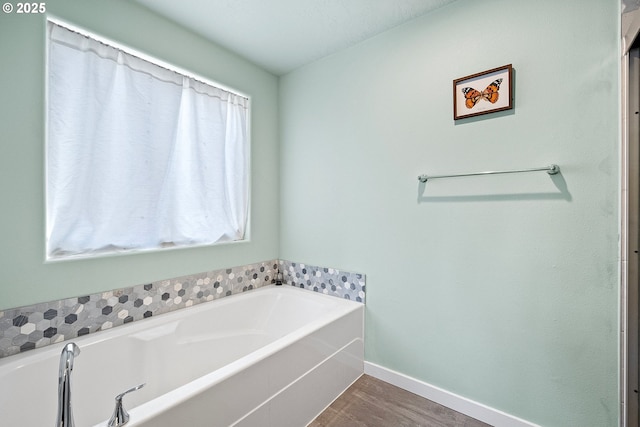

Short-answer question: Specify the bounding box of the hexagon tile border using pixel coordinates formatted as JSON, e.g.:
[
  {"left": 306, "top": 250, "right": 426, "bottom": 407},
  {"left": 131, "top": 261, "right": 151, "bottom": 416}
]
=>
[
  {"left": 278, "top": 260, "right": 366, "bottom": 303},
  {"left": 0, "top": 259, "right": 365, "bottom": 358}
]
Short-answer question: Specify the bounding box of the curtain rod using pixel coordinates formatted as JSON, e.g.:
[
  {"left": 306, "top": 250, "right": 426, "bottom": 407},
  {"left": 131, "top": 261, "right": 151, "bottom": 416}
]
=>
[{"left": 417, "top": 164, "right": 560, "bottom": 183}]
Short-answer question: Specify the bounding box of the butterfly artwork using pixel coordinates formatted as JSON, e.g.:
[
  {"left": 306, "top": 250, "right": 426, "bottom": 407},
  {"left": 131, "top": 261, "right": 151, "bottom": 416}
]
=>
[
  {"left": 453, "top": 64, "right": 512, "bottom": 120},
  {"left": 461, "top": 78, "right": 503, "bottom": 109}
]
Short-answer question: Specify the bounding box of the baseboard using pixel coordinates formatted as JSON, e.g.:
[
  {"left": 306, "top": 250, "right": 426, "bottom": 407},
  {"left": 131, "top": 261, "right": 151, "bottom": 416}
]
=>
[{"left": 364, "top": 362, "right": 540, "bottom": 427}]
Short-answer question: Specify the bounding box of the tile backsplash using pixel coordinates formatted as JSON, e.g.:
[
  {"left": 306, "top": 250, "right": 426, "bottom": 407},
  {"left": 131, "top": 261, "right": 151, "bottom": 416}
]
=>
[
  {"left": 279, "top": 259, "right": 366, "bottom": 303},
  {"left": 0, "top": 260, "right": 278, "bottom": 358},
  {"left": 0, "top": 259, "right": 365, "bottom": 358}
]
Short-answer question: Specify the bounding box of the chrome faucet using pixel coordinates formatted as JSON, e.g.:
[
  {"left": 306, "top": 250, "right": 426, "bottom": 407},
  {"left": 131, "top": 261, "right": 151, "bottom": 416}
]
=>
[
  {"left": 108, "top": 383, "right": 145, "bottom": 427},
  {"left": 56, "top": 342, "right": 80, "bottom": 427}
]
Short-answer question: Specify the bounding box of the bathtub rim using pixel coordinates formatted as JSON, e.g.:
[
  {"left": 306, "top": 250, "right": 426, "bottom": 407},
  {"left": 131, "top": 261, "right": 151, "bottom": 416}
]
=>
[{"left": 0, "top": 285, "right": 361, "bottom": 368}]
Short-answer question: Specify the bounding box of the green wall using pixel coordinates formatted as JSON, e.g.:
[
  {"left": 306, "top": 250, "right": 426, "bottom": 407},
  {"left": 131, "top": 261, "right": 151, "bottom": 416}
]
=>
[
  {"left": 0, "top": 0, "right": 622, "bottom": 425},
  {"left": 279, "top": 0, "right": 620, "bottom": 426},
  {"left": 0, "top": 0, "right": 280, "bottom": 310}
]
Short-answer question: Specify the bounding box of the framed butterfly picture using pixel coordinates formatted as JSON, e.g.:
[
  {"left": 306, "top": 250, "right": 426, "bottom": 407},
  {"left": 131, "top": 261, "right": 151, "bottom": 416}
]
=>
[{"left": 453, "top": 64, "right": 512, "bottom": 120}]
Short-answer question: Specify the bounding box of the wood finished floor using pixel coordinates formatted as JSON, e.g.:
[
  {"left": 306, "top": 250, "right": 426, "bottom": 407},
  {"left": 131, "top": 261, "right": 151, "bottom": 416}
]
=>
[{"left": 308, "top": 375, "right": 491, "bottom": 427}]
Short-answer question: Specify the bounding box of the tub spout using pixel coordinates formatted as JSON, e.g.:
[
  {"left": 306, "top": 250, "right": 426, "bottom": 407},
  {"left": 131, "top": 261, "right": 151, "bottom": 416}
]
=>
[{"left": 56, "top": 342, "right": 80, "bottom": 427}]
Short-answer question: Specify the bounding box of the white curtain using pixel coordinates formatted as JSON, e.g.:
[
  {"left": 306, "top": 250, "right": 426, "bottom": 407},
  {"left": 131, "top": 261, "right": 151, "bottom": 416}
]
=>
[{"left": 46, "top": 22, "right": 249, "bottom": 258}]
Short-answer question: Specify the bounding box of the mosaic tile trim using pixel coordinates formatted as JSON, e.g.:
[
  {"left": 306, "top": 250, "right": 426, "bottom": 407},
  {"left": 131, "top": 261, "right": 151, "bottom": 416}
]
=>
[
  {"left": 0, "top": 260, "right": 278, "bottom": 358},
  {"left": 278, "top": 260, "right": 366, "bottom": 303}
]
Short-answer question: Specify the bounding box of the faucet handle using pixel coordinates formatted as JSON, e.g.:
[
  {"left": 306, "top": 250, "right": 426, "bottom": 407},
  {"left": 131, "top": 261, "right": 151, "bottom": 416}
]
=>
[
  {"left": 107, "top": 383, "right": 145, "bottom": 427},
  {"left": 115, "top": 383, "right": 145, "bottom": 401}
]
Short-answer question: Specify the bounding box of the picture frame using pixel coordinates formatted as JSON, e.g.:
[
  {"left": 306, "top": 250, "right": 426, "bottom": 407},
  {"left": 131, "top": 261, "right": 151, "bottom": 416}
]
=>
[{"left": 453, "top": 64, "right": 512, "bottom": 120}]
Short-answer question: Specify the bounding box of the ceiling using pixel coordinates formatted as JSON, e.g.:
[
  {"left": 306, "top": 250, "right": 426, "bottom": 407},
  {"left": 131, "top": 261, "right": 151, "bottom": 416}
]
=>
[{"left": 134, "top": 0, "right": 459, "bottom": 76}]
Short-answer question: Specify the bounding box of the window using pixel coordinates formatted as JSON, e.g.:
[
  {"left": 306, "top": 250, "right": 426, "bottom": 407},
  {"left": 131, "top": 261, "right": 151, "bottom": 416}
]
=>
[{"left": 46, "top": 20, "right": 249, "bottom": 260}]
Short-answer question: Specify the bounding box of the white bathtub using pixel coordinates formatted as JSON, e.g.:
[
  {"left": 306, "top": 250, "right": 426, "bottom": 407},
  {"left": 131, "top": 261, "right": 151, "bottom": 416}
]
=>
[{"left": 0, "top": 285, "right": 364, "bottom": 426}]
